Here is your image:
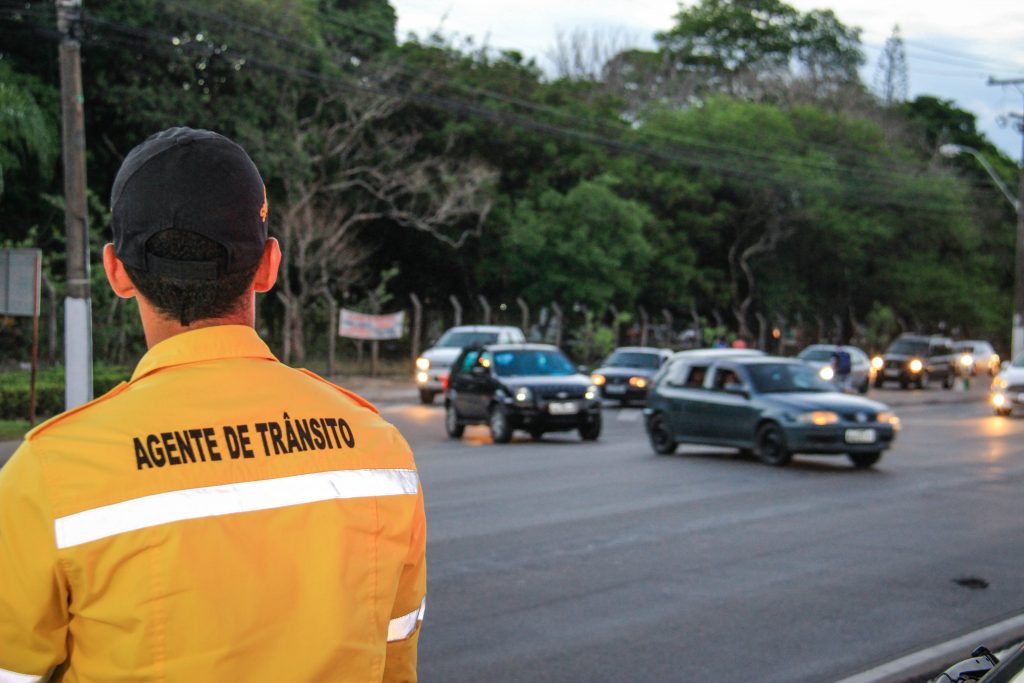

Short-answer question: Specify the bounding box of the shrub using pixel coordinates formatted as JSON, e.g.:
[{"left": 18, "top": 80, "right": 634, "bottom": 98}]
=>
[{"left": 0, "top": 366, "right": 129, "bottom": 420}]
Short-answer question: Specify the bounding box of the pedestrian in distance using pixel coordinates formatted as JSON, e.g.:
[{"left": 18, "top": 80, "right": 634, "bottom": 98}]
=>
[{"left": 0, "top": 127, "right": 426, "bottom": 683}]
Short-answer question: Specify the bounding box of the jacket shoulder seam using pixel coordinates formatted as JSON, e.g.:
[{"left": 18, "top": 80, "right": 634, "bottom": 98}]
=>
[{"left": 25, "top": 382, "right": 131, "bottom": 441}]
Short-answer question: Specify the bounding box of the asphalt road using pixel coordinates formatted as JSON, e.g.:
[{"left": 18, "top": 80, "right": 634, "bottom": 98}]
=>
[{"left": 381, "top": 396, "right": 1024, "bottom": 683}]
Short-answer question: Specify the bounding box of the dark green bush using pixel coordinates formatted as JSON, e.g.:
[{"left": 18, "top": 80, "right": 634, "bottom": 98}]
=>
[{"left": 0, "top": 366, "right": 129, "bottom": 420}]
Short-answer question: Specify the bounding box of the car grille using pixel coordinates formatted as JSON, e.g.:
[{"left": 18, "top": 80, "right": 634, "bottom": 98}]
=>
[
  {"left": 839, "top": 411, "right": 879, "bottom": 423},
  {"left": 537, "top": 385, "right": 587, "bottom": 400},
  {"left": 606, "top": 376, "right": 629, "bottom": 386}
]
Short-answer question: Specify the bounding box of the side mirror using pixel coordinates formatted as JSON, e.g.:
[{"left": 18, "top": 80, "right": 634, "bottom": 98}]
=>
[{"left": 724, "top": 382, "right": 749, "bottom": 398}]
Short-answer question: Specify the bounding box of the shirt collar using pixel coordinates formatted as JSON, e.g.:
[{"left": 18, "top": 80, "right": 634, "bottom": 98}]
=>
[{"left": 131, "top": 325, "right": 277, "bottom": 382}]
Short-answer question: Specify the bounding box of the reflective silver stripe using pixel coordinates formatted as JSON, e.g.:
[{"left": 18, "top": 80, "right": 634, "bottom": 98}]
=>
[
  {"left": 54, "top": 469, "right": 419, "bottom": 550},
  {"left": 0, "top": 668, "right": 45, "bottom": 683},
  {"left": 387, "top": 598, "right": 426, "bottom": 642}
]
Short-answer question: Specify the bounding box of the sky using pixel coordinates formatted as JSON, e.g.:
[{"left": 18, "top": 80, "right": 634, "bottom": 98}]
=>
[{"left": 390, "top": 0, "right": 1024, "bottom": 160}]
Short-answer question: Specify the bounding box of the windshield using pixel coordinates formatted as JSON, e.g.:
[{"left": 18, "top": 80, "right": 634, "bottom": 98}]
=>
[
  {"left": 604, "top": 351, "right": 661, "bottom": 369},
  {"left": 796, "top": 349, "right": 833, "bottom": 362},
  {"left": 436, "top": 331, "right": 499, "bottom": 348},
  {"left": 746, "top": 363, "right": 835, "bottom": 394},
  {"left": 886, "top": 339, "right": 929, "bottom": 355},
  {"left": 492, "top": 349, "right": 577, "bottom": 377}
]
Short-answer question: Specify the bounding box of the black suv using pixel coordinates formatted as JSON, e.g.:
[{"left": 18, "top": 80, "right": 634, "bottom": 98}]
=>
[
  {"left": 444, "top": 344, "right": 602, "bottom": 443},
  {"left": 874, "top": 334, "right": 957, "bottom": 390}
]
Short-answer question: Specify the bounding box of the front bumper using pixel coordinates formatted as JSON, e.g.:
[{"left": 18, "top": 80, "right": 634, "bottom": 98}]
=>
[
  {"left": 506, "top": 400, "right": 602, "bottom": 431},
  {"left": 599, "top": 384, "right": 649, "bottom": 402},
  {"left": 991, "top": 390, "right": 1024, "bottom": 413},
  {"left": 415, "top": 369, "right": 449, "bottom": 392},
  {"left": 782, "top": 423, "right": 897, "bottom": 454}
]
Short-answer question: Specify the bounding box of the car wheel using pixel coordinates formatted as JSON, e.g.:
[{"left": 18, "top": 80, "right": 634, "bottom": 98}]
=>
[
  {"left": 488, "top": 404, "right": 513, "bottom": 443},
  {"left": 848, "top": 451, "right": 882, "bottom": 468},
  {"left": 915, "top": 374, "right": 926, "bottom": 390},
  {"left": 755, "top": 423, "right": 792, "bottom": 467},
  {"left": 579, "top": 414, "right": 602, "bottom": 441},
  {"left": 445, "top": 403, "right": 465, "bottom": 439},
  {"left": 942, "top": 372, "right": 955, "bottom": 390},
  {"left": 647, "top": 413, "right": 677, "bottom": 455},
  {"left": 858, "top": 379, "right": 870, "bottom": 395},
  {"left": 419, "top": 389, "right": 436, "bottom": 405}
]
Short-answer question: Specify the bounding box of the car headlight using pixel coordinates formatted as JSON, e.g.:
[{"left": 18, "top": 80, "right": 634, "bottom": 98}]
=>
[
  {"left": 628, "top": 376, "right": 648, "bottom": 388},
  {"left": 908, "top": 358, "right": 923, "bottom": 373},
  {"left": 819, "top": 366, "right": 835, "bottom": 381},
  {"left": 877, "top": 410, "right": 901, "bottom": 432},
  {"left": 585, "top": 385, "right": 598, "bottom": 400},
  {"left": 795, "top": 411, "right": 839, "bottom": 425},
  {"left": 591, "top": 373, "right": 606, "bottom": 386},
  {"left": 871, "top": 356, "right": 884, "bottom": 370},
  {"left": 992, "top": 393, "right": 1007, "bottom": 408},
  {"left": 960, "top": 354, "right": 974, "bottom": 368},
  {"left": 514, "top": 387, "right": 533, "bottom": 403},
  {"left": 415, "top": 357, "right": 430, "bottom": 371},
  {"left": 993, "top": 377, "right": 1008, "bottom": 390},
  {"left": 416, "top": 371, "right": 429, "bottom": 384}
]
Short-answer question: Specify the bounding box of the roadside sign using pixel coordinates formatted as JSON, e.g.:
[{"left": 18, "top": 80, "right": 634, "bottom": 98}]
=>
[
  {"left": 0, "top": 249, "right": 43, "bottom": 425},
  {"left": 339, "top": 309, "right": 405, "bottom": 340},
  {"left": 0, "top": 249, "right": 42, "bottom": 317}
]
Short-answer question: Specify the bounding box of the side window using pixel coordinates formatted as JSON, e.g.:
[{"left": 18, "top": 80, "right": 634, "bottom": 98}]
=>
[
  {"left": 684, "top": 365, "right": 709, "bottom": 388},
  {"left": 460, "top": 351, "right": 480, "bottom": 374},
  {"left": 711, "top": 367, "right": 741, "bottom": 391},
  {"left": 662, "top": 360, "right": 689, "bottom": 387},
  {"left": 512, "top": 329, "right": 526, "bottom": 343}
]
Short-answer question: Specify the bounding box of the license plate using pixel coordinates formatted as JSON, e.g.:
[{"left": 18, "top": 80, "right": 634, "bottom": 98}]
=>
[
  {"left": 548, "top": 401, "right": 579, "bottom": 415},
  {"left": 845, "top": 428, "right": 877, "bottom": 444},
  {"left": 605, "top": 385, "right": 626, "bottom": 395},
  {"left": 884, "top": 369, "right": 899, "bottom": 377}
]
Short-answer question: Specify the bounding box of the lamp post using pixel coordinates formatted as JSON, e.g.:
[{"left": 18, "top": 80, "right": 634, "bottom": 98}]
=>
[{"left": 939, "top": 143, "right": 1024, "bottom": 361}]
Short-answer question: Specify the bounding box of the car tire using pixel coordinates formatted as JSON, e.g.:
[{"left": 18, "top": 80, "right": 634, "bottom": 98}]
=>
[
  {"left": 755, "top": 423, "right": 792, "bottom": 467},
  {"left": 848, "top": 451, "right": 882, "bottom": 468},
  {"left": 858, "top": 379, "right": 870, "bottom": 395},
  {"left": 579, "top": 414, "right": 602, "bottom": 441},
  {"left": 419, "top": 389, "right": 436, "bottom": 405},
  {"left": 445, "top": 403, "right": 465, "bottom": 439},
  {"left": 942, "top": 372, "right": 955, "bottom": 390},
  {"left": 488, "top": 404, "right": 513, "bottom": 444},
  {"left": 647, "top": 413, "right": 677, "bottom": 455},
  {"left": 915, "top": 374, "right": 926, "bottom": 390}
]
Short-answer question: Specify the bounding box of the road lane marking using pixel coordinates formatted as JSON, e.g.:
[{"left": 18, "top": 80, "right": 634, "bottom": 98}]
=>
[{"left": 833, "top": 613, "right": 1024, "bottom": 683}]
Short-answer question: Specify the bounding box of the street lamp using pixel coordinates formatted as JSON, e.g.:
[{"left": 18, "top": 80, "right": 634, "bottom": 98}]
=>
[{"left": 939, "top": 143, "right": 1024, "bottom": 361}]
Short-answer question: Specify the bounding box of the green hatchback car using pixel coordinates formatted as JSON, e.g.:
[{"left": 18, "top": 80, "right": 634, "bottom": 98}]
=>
[{"left": 643, "top": 353, "right": 901, "bottom": 468}]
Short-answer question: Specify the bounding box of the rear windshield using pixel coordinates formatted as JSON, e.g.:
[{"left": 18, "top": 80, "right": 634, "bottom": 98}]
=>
[
  {"left": 436, "top": 331, "right": 499, "bottom": 348},
  {"left": 746, "top": 363, "right": 834, "bottom": 394},
  {"left": 492, "top": 350, "right": 576, "bottom": 377},
  {"left": 887, "top": 339, "right": 929, "bottom": 355},
  {"left": 605, "top": 351, "right": 662, "bottom": 369}
]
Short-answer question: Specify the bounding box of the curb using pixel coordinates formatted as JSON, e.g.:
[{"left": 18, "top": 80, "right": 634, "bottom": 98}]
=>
[{"left": 834, "top": 614, "right": 1024, "bottom": 683}]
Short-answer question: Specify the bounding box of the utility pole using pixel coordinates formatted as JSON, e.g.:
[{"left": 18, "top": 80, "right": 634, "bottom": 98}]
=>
[
  {"left": 988, "top": 77, "right": 1024, "bottom": 360},
  {"left": 56, "top": 0, "right": 93, "bottom": 408}
]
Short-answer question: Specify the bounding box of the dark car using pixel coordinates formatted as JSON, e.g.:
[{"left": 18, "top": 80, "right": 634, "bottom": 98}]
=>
[
  {"left": 590, "top": 346, "right": 672, "bottom": 404},
  {"left": 873, "top": 334, "right": 957, "bottom": 390},
  {"left": 444, "top": 344, "right": 602, "bottom": 443},
  {"left": 644, "top": 354, "right": 900, "bottom": 467}
]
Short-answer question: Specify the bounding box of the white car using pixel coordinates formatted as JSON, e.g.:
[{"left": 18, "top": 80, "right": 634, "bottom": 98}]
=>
[
  {"left": 954, "top": 339, "right": 1000, "bottom": 376},
  {"left": 414, "top": 325, "right": 525, "bottom": 404},
  {"left": 991, "top": 354, "right": 1024, "bottom": 416}
]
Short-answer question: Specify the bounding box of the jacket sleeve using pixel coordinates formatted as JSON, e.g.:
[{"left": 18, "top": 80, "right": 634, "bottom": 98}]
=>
[
  {"left": 381, "top": 482, "right": 427, "bottom": 683},
  {"left": 0, "top": 440, "right": 69, "bottom": 679}
]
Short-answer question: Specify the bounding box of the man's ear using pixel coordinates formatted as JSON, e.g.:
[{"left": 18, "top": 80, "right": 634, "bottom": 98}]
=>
[
  {"left": 252, "top": 238, "right": 281, "bottom": 293},
  {"left": 103, "top": 244, "right": 138, "bottom": 299}
]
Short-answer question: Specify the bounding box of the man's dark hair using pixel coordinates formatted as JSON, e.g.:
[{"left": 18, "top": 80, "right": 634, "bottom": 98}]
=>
[{"left": 124, "top": 229, "right": 259, "bottom": 325}]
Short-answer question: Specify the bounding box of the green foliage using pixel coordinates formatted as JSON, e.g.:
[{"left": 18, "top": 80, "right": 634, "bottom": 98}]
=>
[
  {"left": 502, "top": 177, "right": 654, "bottom": 311},
  {"left": 0, "top": 366, "right": 129, "bottom": 420},
  {"left": 0, "top": 60, "right": 57, "bottom": 201}
]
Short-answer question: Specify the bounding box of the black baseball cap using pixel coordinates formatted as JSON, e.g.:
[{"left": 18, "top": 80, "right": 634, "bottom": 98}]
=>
[{"left": 110, "top": 127, "right": 268, "bottom": 280}]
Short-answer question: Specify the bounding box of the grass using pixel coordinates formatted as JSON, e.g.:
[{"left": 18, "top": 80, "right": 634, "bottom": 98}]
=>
[{"left": 0, "top": 419, "right": 30, "bottom": 441}]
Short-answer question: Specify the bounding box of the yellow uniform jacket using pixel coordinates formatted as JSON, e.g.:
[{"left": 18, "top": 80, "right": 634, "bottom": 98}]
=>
[{"left": 0, "top": 325, "right": 426, "bottom": 682}]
